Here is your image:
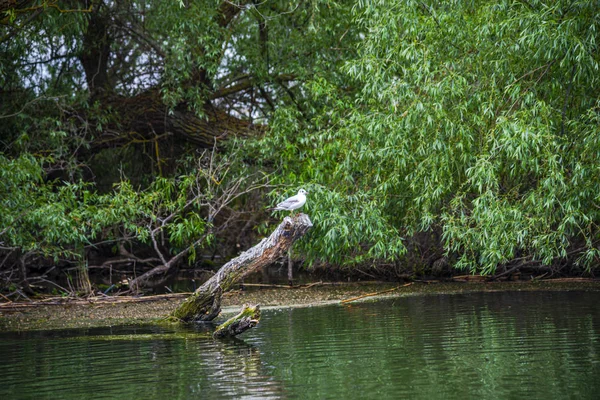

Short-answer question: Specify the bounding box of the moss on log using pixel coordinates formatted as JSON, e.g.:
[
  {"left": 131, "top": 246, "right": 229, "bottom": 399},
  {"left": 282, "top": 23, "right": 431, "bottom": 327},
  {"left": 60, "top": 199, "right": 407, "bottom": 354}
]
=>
[
  {"left": 170, "top": 213, "right": 313, "bottom": 322},
  {"left": 213, "top": 304, "right": 261, "bottom": 338}
]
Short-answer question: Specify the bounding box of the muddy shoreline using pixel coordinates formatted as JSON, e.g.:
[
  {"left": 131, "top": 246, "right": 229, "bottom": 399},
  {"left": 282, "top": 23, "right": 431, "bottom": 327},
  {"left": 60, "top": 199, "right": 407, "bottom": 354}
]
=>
[{"left": 1, "top": 280, "right": 599, "bottom": 332}]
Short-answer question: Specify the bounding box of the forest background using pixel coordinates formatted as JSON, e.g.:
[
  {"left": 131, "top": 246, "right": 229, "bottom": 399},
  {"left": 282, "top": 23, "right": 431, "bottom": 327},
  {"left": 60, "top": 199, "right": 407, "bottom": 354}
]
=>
[{"left": 1, "top": 0, "right": 599, "bottom": 296}]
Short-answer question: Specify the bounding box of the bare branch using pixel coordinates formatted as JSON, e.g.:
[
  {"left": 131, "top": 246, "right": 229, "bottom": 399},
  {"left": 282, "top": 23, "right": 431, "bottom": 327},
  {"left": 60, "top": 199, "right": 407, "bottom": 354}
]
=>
[
  {"left": 149, "top": 225, "right": 168, "bottom": 266},
  {"left": 211, "top": 74, "right": 296, "bottom": 99}
]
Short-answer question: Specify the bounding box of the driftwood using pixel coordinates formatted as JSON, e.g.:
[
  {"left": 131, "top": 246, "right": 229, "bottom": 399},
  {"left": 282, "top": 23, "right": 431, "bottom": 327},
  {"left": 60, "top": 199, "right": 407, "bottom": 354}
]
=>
[
  {"left": 213, "top": 304, "right": 261, "bottom": 338},
  {"left": 170, "top": 213, "right": 313, "bottom": 324}
]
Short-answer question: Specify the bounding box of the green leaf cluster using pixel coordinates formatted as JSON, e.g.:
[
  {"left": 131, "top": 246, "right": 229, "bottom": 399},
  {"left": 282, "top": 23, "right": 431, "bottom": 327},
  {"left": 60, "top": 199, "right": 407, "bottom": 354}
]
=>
[
  {"left": 254, "top": 0, "right": 600, "bottom": 273},
  {"left": 0, "top": 152, "right": 232, "bottom": 265}
]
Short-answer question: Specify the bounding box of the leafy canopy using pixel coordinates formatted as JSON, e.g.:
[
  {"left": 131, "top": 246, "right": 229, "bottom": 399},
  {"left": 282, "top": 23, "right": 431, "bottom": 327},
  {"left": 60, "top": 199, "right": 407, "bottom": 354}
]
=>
[
  {"left": 1, "top": 0, "right": 599, "bottom": 277},
  {"left": 255, "top": 0, "right": 600, "bottom": 273}
]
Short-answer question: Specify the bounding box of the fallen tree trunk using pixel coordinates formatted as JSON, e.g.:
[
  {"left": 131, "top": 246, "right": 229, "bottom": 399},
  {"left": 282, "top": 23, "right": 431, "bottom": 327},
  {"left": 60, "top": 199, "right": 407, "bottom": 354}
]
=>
[
  {"left": 213, "top": 304, "right": 261, "bottom": 338},
  {"left": 170, "top": 213, "right": 313, "bottom": 323}
]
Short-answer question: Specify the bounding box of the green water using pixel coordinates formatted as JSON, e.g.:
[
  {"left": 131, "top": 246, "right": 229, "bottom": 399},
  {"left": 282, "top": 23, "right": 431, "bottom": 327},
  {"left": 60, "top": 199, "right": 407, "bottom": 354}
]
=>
[{"left": 2, "top": 291, "right": 599, "bottom": 399}]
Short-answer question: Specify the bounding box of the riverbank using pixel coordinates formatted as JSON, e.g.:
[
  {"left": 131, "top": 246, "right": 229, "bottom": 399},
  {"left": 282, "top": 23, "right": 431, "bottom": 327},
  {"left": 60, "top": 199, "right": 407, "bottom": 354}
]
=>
[{"left": 1, "top": 279, "right": 599, "bottom": 332}]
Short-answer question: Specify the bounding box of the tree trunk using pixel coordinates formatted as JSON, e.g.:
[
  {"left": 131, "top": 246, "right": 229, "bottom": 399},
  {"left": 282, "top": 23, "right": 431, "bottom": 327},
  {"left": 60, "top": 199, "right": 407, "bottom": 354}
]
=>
[
  {"left": 79, "top": 3, "right": 112, "bottom": 97},
  {"left": 170, "top": 214, "right": 312, "bottom": 322},
  {"left": 18, "top": 252, "right": 33, "bottom": 295},
  {"left": 288, "top": 248, "right": 293, "bottom": 286}
]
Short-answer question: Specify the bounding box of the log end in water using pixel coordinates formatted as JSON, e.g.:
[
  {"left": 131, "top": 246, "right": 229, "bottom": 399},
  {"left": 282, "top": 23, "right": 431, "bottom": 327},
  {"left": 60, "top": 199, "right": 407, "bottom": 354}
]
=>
[{"left": 213, "top": 304, "right": 261, "bottom": 339}]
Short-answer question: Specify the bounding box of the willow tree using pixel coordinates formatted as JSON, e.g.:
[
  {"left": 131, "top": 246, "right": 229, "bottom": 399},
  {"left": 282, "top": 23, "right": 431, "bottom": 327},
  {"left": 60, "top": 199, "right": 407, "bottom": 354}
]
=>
[
  {"left": 255, "top": 0, "right": 600, "bottom": 275},
  {"left": 2, "top": 0, "right": 598, "bottom": 294},
  {"left": 0, "top": 0, "right": 358, "bottom": 293}
]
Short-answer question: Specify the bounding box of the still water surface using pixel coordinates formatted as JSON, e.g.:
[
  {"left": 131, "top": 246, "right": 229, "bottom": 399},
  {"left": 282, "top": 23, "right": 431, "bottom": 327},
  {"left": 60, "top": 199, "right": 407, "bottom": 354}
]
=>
[{"left": 1, "top": 291, "right": 599, "bottom": 399}]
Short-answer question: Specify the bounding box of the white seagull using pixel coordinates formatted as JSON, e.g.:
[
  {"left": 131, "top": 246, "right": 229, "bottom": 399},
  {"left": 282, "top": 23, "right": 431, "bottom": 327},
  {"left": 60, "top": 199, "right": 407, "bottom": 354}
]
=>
[{"left": 273, "top": 189, "right": 308, "bottom": 215}]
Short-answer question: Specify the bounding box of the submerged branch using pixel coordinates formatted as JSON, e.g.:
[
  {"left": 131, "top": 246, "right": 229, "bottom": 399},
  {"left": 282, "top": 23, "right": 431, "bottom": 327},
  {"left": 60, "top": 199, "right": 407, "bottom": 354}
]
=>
[{"left": 213, "top": 304, "right": 261, "bottom": 338}]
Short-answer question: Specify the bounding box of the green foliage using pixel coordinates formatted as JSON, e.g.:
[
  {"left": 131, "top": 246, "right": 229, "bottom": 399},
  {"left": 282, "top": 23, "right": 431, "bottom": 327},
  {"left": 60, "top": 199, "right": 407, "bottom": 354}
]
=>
[
  {"left": 0, "top": 152, "right": 223, "bottom": 265},
  {"left": 254, "top": 0, "right": 600, "bottom": 273},
  {"left": 2, "top": 0, "right": 599, "bottom": 279}
]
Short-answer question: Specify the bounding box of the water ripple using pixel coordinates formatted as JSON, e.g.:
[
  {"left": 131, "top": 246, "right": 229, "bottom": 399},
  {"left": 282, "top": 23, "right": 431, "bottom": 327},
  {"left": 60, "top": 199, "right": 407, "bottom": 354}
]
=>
[{"left": 2, "top": 291, "right": 600, "bottom": 399}]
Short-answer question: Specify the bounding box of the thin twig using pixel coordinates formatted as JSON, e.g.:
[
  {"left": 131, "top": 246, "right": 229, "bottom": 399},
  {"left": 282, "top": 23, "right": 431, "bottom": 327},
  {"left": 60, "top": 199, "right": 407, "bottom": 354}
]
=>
[
  {"left": 0, "top": 293, "right": 12, "bottom": 303},
  {"left": 341, "top": 283, "right": 413, "bottom": 304}
]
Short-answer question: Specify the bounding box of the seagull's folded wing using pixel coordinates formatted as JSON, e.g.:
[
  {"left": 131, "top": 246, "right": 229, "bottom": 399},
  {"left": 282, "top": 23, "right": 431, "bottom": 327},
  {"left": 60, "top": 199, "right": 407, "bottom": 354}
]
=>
[{"left": 277, "top": 197, "right": 300, "bottom": 209}]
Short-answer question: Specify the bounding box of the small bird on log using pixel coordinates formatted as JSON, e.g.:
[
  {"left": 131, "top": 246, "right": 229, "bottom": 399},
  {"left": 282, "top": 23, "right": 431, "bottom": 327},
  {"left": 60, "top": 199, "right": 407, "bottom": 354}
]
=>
[{"left": 273, "top": 189, "right": 307, "bottom": 215}]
